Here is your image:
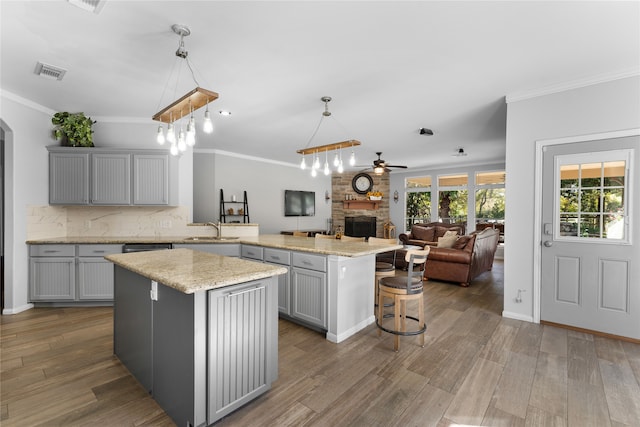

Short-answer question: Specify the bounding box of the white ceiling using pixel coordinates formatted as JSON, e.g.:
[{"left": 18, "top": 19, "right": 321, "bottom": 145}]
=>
[{"left": 2, "top": 1, "right": 639, "bottom": 171}]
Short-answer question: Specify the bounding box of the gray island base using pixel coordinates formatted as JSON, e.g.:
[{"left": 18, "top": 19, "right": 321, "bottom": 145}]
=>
[{"left": 106, "top": 249, "right": 286, "bottom": 426}]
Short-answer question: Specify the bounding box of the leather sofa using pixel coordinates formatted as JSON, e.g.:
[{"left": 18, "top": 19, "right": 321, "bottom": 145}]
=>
[
  {"left": 399, "top": 222, "right": 466, "bottom": 247},
  {"left": 423, "top": 228, "right": 500, "bottom": 287}
]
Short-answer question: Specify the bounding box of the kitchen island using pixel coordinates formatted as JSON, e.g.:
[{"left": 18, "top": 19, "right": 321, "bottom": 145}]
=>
[{"left": 105, "top": 248, "right": 287, "bottom": 427}]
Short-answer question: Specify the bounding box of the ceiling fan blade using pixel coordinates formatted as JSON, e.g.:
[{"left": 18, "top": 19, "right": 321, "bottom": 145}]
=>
[{"left": 386, "top": 164, "right": 407, "bottom": 168}]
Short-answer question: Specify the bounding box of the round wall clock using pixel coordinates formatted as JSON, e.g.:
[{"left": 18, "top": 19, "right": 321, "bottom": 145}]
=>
[{"left": 352, "top": 172, "right": 373, "bottom": 194}]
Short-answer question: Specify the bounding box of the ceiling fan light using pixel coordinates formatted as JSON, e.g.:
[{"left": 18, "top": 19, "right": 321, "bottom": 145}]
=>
[{"left": 374, "top": 166, "right": 384, "bottom": 175}]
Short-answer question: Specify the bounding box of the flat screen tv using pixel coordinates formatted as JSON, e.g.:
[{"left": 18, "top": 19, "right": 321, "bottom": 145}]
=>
[{"left": 284, "top": 190, "right": 315, "bottom": 217}]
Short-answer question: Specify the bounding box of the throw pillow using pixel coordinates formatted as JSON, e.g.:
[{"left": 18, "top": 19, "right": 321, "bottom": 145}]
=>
[
  {"left": 452, "top": 235, "right": 471, "bottom": 250},
  {"left": 437, "top": 233, "right": 458, "bottom": 248},
  {"left": 412, "top": 226, "right": 435, "bottom": 242}
]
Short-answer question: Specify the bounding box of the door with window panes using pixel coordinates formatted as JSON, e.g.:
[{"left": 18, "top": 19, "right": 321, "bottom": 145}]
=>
[{"left": 541, "top": 137, "right": 639, "bottom": 339}]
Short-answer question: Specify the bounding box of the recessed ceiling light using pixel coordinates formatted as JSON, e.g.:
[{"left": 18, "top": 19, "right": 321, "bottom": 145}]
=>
[
  {"left": 419, "top": 128, "right": 433, "bottom": 135},
  {"left": 219, "top": 111, "right": 231, "bottom": 116},
  {"left": 452, "top": 148, "right": 467, "bottom": 157}
]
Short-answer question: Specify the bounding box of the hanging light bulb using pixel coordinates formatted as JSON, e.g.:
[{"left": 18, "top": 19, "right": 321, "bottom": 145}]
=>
[
  {"left": 337, "top": 158, "right": 344, "bottom": 173},
  {"left": 349, "top": 146, "right": 356, "bottom": 166},
  {"left": 202, "top": 102, "right": 214, "bottom": 134},
  {"left": 156, "top": 125, "right": 166, "bottom": 145},
  {"left": 177, "top": 125, "right": 187, "bottom": 152},
  {"left": 313, "top": 151, "right": 321, "bottom": 169},
  {"left": 166, "top": 122, "right": 176, "bottom": 144},
  {"left": 333, "top": 151, "right": 340, "bottom": 167},
  {"left": 300, "top": 155, "right": 307, "bottom": 170},
  {"left": 311, "top": 168, "right": 317, "bottom": 177},
  {"left": 323, "top": 150, "right": 330, "bottom": 175},
  {"left": 170, "top": 142, "right": 179, "bottom": 156}
]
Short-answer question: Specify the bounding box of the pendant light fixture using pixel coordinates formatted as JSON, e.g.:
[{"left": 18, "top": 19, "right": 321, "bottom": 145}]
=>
[
  {"left": 297, "top": 96, "right": 361, "bottom": 177},
  {"left": 153, "top": 24, "right": 219, "bottom": 155}
]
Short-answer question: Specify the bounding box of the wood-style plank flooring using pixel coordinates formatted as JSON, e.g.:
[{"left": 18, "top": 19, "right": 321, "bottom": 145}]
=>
[{"left": 2, "top": 261, "right": 640, "bottom": 426}]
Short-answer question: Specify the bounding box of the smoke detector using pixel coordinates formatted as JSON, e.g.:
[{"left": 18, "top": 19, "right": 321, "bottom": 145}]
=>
[
  {"left": 34, "top": 62, "right": 67, "bottom": 81},
  {"left": 452, "top": 148, "right": 467, "bottom": 157}
]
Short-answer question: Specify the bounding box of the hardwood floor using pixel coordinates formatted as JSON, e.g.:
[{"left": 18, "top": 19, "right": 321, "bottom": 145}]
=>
[{"left": 2, "top": 261, "right": 640, "bottom": 426}]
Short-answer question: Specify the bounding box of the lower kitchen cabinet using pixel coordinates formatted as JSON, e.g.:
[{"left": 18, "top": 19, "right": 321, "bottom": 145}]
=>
[
  {"left": 263, "top": 248, "right": 291, "bottom": 315},
  {"left": 290, "top": 266, "right": 327, "bottom": 329},
  {"left": 29, "top": 244, "right": 122, "bottom": 303}
]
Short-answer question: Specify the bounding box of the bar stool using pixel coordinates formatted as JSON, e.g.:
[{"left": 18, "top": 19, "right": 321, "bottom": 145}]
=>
[
  {"left": 340, "top": 235, "right": 366, "bottom": 242},
  {"left": 376, "top": 248, "right": 429, "bottom": 351},
  {"left": 369, "top": 237, "right": 398, "bottom": 318},
  {"left": 292, "top": 231, "right": 308, "bottom": 237}
]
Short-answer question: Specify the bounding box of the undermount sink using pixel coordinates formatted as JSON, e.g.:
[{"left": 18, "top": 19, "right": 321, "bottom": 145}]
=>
[{"left": 184, "top": 236, "right": 239, "bottom": 241}]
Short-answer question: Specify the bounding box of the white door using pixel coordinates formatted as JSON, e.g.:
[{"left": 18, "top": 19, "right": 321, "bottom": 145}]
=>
[{"left": 540, "top": 136, "right": 639, "bottom": 339}]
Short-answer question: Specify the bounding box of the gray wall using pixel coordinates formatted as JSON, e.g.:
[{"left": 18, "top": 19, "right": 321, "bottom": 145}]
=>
[
  {"left": 504, "top": 75, "right": 640, "bottom": 321},
  {"left": 193, "top": 150, "right": 331, "bottom": 234}
]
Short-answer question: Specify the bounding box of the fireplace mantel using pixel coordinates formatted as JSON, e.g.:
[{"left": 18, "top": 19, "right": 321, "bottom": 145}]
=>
[{"left": 342, "top": 200, "right": 380, "bottom": 210}]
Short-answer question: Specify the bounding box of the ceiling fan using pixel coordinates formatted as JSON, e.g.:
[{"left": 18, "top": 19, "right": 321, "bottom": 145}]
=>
[{"left": 362, "top": 152, "right": 408, "bottom": 174}]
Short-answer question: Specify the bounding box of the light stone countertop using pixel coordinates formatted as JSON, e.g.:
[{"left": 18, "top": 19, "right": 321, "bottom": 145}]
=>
[
  {"left": 105, "top": 248, "right": 287, "bottom": 294},
  {"left": 28, "top": 234, "right": 402, "bottom": 257}
]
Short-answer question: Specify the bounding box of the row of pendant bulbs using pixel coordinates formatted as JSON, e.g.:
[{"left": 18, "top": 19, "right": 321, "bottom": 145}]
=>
[
  {"left": 300, "top": 147, "right": 356, "bottom": 177},
  {"left": 155, "top": 104, "right": 214, "bottom": 156}
]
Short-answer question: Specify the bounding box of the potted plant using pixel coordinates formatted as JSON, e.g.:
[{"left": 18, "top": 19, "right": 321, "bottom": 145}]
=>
[{"left": 52, "top": 112, "right": 96, "bottom": 147}]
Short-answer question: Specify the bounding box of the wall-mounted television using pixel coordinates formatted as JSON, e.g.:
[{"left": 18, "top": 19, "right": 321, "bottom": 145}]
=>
[{"left": 284, "top": 190, "right": 315, "bottom": 217}]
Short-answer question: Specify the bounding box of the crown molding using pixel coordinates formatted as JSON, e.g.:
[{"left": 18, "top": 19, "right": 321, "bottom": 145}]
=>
[
  {"left": 193, "top": 148, "right": 299, "bottom": 169},
  {"left": 1, "top": 90, "right": 55, "bottom": 116},
  {"left": 506, "top": 68, "right": 640, "bottom": 103}
]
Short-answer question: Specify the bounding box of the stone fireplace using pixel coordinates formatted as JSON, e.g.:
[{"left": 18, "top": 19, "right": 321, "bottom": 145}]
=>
[{"left": 331, "top": 172, "right": 391, "bottom": 238}]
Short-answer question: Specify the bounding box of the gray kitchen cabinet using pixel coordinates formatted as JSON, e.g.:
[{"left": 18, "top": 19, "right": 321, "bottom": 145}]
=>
[
  {"left": 290, "top": 251, "right": 327, "bottom": 330},
  {"left": 49, "top": 152, "right": 89, "bottom": 204},
  {"left": 241, "top": 245, "right": 264, "bottom": 261},
  {"left": 173, "top": 243, "right": 241, "bottom": 257},
  {"left": 133, "top": 153, "right": 175, "bottom": 205},
  {"left": 29, "top": 245, "right": 76, "bottom": 301},
  {"left": 263, "top": 248, "right": 291, "bottom": 315},
  {"left": 77, "top": 245, "right": 122, "bottom": 300},
  {"left": 29, "top": 244, "right": 122, "bottom": 303},
  {"left": 48, "top": 147, "right": 177, "bottom": 206},
  {"left": 91, "top": 153, "right": 131, "bottom": 204}
]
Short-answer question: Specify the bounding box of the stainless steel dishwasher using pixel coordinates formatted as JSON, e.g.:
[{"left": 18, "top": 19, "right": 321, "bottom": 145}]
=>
[{"left": 122, "top": 243, "right": 172, "bottom": 253}]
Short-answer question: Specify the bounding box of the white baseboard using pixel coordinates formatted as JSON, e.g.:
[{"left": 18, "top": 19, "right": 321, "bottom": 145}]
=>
[
  {"left": 326, "top": 315, "right": 375, "bottom": 343},
  {"left": 3, "top": 303, "right": 34, "bottom": 315},
  {"left": 502, "top": 310, "right": 535, "bottom": 323}
]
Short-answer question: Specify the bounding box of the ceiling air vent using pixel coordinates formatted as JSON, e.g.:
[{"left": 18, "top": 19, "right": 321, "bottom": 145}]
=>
[
  {"left": 67, "top": 0, "right": 106, "bottom": 14},
  {"left": 34, "top": 62, "right": 67, "bottom": 81}
]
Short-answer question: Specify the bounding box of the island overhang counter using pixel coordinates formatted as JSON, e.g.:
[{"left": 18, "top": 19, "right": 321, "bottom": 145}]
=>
[{"left": 105, "top": 248, "right": 287, "bottom": 427}]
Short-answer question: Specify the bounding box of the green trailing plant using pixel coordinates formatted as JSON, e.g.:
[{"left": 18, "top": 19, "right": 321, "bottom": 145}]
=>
[{"left": 52, "top": 112, "right": 96, "bottom": 147}]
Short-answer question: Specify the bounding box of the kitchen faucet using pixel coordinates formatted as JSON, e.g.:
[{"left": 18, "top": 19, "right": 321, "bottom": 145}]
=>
[{"left": 206, "top": 222, "right": 221, "bottom": 237}]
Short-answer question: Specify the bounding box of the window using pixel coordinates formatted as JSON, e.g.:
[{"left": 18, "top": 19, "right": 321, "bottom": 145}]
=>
[
  {"left": 405, "top": 176, "right": 431, "bottom": 230},
  {"left": 556, "top": 150, "right": 631, "bottom": 242},
  {"left": 475, "top": 171, "right": 505, "bottom": 240},
  {"left": 438, "top": 174, "right": 467, "bottom": 224}
]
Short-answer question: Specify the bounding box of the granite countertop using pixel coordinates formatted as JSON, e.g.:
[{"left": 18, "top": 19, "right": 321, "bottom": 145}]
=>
[
  {"left": 105, "top": 248, "right": 287, "bottom": 294},
  {"left": 28, "top": 234, "right": 402, "bottom": 257}
]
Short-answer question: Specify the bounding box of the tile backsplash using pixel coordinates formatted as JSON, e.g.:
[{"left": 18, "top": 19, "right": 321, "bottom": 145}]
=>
[{"left": 28, "top": 205, "right": 196, "bottom": 239}]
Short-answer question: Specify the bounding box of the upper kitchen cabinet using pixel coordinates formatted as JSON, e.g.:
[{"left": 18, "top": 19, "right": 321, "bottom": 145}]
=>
[{"left": 48, "top": 147, "right": 178, "bottom": 206}]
